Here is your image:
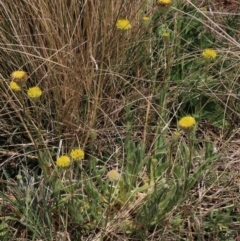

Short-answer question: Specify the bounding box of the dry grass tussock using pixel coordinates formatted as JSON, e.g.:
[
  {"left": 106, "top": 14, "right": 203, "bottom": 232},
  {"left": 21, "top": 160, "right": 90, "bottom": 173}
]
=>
[{"left": 0, "top": 0, "right": 152, "bottom": 144}]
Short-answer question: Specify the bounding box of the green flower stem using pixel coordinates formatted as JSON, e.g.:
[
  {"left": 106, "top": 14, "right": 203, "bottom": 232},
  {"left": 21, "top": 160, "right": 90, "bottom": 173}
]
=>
[
  {"left": 101, "top": 182, "right": 114, "bottom": 240},
  {"left": 196, "top": 60, "right": 209, "bottom": 116},
  {"left": 20, "top": 106, "right": 55, "bottom": 177},
  {"left": 31, "top": 100, "right": 40, "bottom": 127},
  {"left": 119, "top": 179, "right": 127, "bottom": 203},
  {"left": 163, "top": 36, "right": 171, "bottom": 80},
  {"left": 167, "top": 143, "right": 173, "bottom": 175},
  {"left": 184, "top": 132, "right": 194, "bottom": 190}
]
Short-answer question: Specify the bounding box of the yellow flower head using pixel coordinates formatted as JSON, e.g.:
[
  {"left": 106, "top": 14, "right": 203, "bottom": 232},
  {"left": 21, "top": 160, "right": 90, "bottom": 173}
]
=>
[
  {"left": 178, "top": 116, "right": 196, "bottom": 132},
  {"left": 70, "top": 148, "right": 84, "bottom": 161},
  {"left": 116, "top": 19, "right": 131, "bottom": 30},
  {"left": 143, "top": 16, "right": 150, "bottom": 21},
  {"left": 173, "top": 131, "right": 180, "bottom": 136},
  {"left": 11, "top": 70, "right": 28, "bottom": 84},
  {"left": 163, "top": 32, "right": 170, "bottom": 37},
  {"left": 56, "top": 155, "right": 71, "bottom": 168},
  {"left": 142, "top": 16, "right": 150, "bottom": 27},
  {"left": 200, "top": 7, "right": 207, "bottom": 11},
  {"left": 27, "top": 86, "right": 42, "bottom": 99},
  {"left": 107, "top": 170, "right": 120, "bottom": 182},
  {"left": 10, "top": 81, "right": 21, "bottom": 91},
  {"left": 157, "top": 0, "right": 172, "bottom": 6},
  {"left": 202, "top": 49, "right": 217, "bottom": 60},
  {"left": 151, "top": 158, "right": 158, "bottom": 167},
  {"left": 172, "top": 131, "right": 180, "bottom": 142}
]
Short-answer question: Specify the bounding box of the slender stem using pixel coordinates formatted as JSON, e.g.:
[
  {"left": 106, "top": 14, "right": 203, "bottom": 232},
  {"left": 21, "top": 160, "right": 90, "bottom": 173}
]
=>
[
  {"left": 185, "top": 132, "right": 193, "bottom": 190},
  {"left": 101, "top": 182, "right": 114, "bottom": 240}
]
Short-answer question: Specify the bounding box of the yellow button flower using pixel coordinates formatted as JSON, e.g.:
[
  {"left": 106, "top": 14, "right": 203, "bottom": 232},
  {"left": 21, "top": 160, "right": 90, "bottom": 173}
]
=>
[
  {"left": 142, "top": 16, "right": 150, "bottom": 27},
  {"left": 107, "top": 170, "right": 120, "bottom": 182},
  {"left": 163, "top": 32, "right": 170, "bottom": 37},
  {"left": 142, "top": 16, "right": 150, "bottom": 21},
  {"left": 116, "top": 19, "right": 131, "bottom": 30},
  {"left": 200, "top": 7, "right": 208, "bottom": 11},
  {"left": 27, "top": 86, "right": 42, "bottom": 99},
  {"left": 157, "top": 0, "right": 172, "bottom": 6},
  {"left": 10, "top": 81, "right": 21, "bottom": 91},
  {"left": 172, "top": 131, "right": 181, "bottom": 142},
  {"left": 11, "top": 70, "right": 28, "bottom": 85},
  {"left": 56, "top": 155, "right": 71, "bottom": 168},
  {"left": 70, "top": 148, "right": 84, "bottom": 161},
  {"left": 173, "top": 131, "right": 180, "bottom": 137},
  {"left": 178, "top": 116, "right": 196, "bottom": 132},
  {"left": 202, "top": 49, "right": 217, "bottom": 60}
]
